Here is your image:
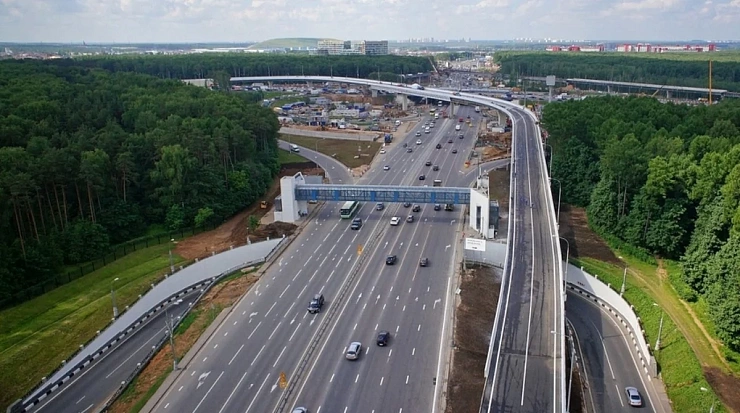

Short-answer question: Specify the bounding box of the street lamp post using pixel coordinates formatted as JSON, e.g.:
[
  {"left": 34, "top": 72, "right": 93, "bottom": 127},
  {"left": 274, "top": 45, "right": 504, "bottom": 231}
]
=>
[
  {"left": 550, "top": 178, "right": 562, "bottom": 225},
  {"left": 566, "top": 333, "right": 576, "bottom": 413},
  {"left": 110, "top": 277, "right": 120, "bottom": 318},
  {"left": 653, "top": 303, "right": 664, "bottom": 351},
  {"left": 165, "top": 299, "right": 182, "bottom": 371},
  {"left": 620, "top": 267, "right": 628, "bottom": 295}
]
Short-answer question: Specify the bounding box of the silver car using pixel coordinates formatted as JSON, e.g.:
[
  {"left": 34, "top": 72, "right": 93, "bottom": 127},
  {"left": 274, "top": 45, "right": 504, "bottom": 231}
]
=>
[
  {"left": 624, "top": 387, "right": 642, "bottom": 407},
  {"left": 292, "top": 408, "right": 307, "bottom": 413},
  {"left": 345, "top": 342, "right": 362, "bottom": 360}
]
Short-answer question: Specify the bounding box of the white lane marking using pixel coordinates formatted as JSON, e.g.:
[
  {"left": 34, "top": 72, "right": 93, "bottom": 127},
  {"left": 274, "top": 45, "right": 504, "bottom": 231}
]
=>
[
  {"left": 244, "top": 373, "right": 271, "bottom": 413},
  {"left": 250, "top": 345, "right": 266, "bottom": 366},
  {"left": 228, "top": 344, "right": 244, "bottom": 365},
  {"left": 289, "top": 323, "right": 301, "bottom": 341},
  {"left": 282, "top": 302, "right": 296, "bottom": 318},
  {"left": 380, "top": 377, "right": 384, "bottom": 386},
  {"left": 297, "top": 284, "right": 308, "bottom": 301},
  {"left": 273, "top": 346, "right": 287, "bottom": 367},
  {"left": 422, "top": 304, "right": 426, "bottom": 311},
  {"left": 326, "top": 269, "right": 336, "bottom": 283},
  {"left": 353, "top": 323, "right": 357, "bottom": 330},
  {"left": 279, "top": 284, "right": 291, "bottom": 298},
  {"left": 616, "top": 384, "right": 624, "bottom": 407},
  {"left": 406, "top": 375, "right": 409, "bottom": 384},
  {"left": 403, "top": 305, "right": 406, "bottom": 312},
  {"left": 203, "top": 357, "right": 208, "bottom": 363},
  {"left": 268, "top": 322, "right": 282, "bottom": 340},
  {"left": 80, "top": 404, "right": 93, "bottom": 412},
  {"left": 192, "top": 370, "right": 224, "bottom": 413},
  {"left": 412, "top": 348, "right": 416, "bottom": 356},
  {"left": 248, "top": 322, "right": 262, "bottom": 340},
  {"left": 374, "top": 323, "right": 378, "bottom": 331},
  {"left": 418, "top": 324, "right": 421, "bottom": 332},
  {"left": 105, "top": 323, "right": 164, "bottom": 378},
  {"left": 291, "top": 269, "right": 302, "bottom": 282},
  {"left": 179, "top": 386, "right": 183, "bottom": 392},
  {"left": 264, "top": 302, "right": 277, "bottom": 317},
  {"left": 330, "top": 373, "right": 335, "bottom": 383},
  {"left": 218, "top": 371, "right": 247, "bottom": 413},
  {"left": 396, "top": 325, "right": 399, "bottom": 333},
  {"left": 75, "top": 396, "right": 85, "bottom": 404},
  {"left": 355, "top": 374, "right": 360, "bottom": 383}
]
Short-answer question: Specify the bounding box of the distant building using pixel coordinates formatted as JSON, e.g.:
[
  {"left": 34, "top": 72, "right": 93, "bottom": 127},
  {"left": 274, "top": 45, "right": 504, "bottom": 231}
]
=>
[
  {"left": 182, "top": 78, "right": 214, "bottom": 88},
  {"left": 616, "top": 43, "right": 717, "bottom": 53},
  {"left": 317, "top": 39, "right": 388, "bottom": 55}
]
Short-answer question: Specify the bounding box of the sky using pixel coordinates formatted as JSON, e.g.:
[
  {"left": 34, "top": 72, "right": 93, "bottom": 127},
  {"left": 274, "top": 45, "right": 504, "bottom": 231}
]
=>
[{"left": 0, "top": 0, "right": 737, "bottom": 43}]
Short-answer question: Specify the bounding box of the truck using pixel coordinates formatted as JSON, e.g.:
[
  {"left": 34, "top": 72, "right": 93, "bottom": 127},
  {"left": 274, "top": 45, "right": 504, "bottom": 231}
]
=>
[
  {"left": 455, "top": 124, "right": 461, "bottom": 131},
  {"left": 410, "top": 83, "right": 425, "bottom": 90},
  {"left": 475, "top": 106, "right": 481, "bottom": 113},
  {"left": 384, "top": 133, "right": 393, "bottom": 144}
]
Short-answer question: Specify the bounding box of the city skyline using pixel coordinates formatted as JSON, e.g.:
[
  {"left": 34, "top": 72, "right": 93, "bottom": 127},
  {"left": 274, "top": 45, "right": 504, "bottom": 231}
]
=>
[{"left": 1, "top": 0, "right": 739, "bottom": 43}]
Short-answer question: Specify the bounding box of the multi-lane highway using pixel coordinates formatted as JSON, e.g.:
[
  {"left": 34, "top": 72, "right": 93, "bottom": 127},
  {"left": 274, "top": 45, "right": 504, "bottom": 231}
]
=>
[
  {"left": 567, "top": 292, "right": 668, "bottom": 413},
  {"left": 150, "top": 107, "right": 481, "bottom": 413},
  {"left": 482, "top": 106, "right": 563, "bottom": 412}
]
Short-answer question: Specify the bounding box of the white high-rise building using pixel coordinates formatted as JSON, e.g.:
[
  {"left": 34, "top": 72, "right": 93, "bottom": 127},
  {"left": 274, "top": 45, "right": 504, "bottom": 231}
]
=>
[{"left": 317, "top": 39, "right": 388, "bottom": 55}]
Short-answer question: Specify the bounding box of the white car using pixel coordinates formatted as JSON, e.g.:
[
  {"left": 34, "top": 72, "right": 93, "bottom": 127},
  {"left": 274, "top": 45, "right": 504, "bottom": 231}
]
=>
[
  {"left": 416, "top": 140, "right": 422, "bottom": 145},
  {"left": 390, "top": 217, "right": 401, "bottom": 226},
  {"left": 380, "top": 149, "right": 386, "bottom": 154},
  {"left": 415, "top": 131, "right": 421, "bottom": 136},
  {"left": 345, "top": 342, "right": 362, "bottom": 360},
  {"left": 383, "top": 165, "right": 390, "bottom": 171}
]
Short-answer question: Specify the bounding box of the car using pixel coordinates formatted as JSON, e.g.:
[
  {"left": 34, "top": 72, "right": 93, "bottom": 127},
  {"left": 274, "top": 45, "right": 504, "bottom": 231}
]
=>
[
  {"left": 380, "top": 149, "right": 386, "bottom": 154},
  {"left": 406, "top": 215, "right": 414, "bottom": 223},
  {"left": 419, "top": 257, "right": 429, "bottom": 267},
  {"left": 423, "top": 122, "right": 428, "bottom": 126},
  {"left": 383, "top": 165, "right": 390, "bottom": 171},
  {"left": 350, "top": 217, "right": 362, "bottom": 230},
  {"left": 432, "top": 165, "right": 439, "bottom": 171},
  {"left": 406, "top": 148, "right": 413, "bottom": 153},
  {"left": 390, "top": 216, "right": 401, "bottom": 226},
  {"left": 447, "top": 139, "right": 453, "bottom": 143},
  {"left": 345, "top": 342, "right": 362, "bottom": 360},
  {"left": 625, "top": 387, "right": 642, "bottom": 407},
  {"left": 452, "top": 149, "right": 458, "bottom": 154},
  {"left": 430, "top": 123, "right": 435, "bottom": 128},
  {"left": 412, "top": 204, "right": 421, "bottom": 212},
  {"left": 292, "top": 408, "right": 307, "bottom": 413},
  {"left": 416, "top": 131, "right": 421, "bottom": 136},
  {"left": 376, "top": 202, "right": 384, "bottom": 211},
  {"left": 307, "top": 294, "right": 324, "bottom": 313},
  {"left": 436, "top": 144, "right": 442, "bottom": 149},
  {"left": 434, "top": 204, "right": 441, "bottom": 211},
  {"left": 376, "top": 331, "right": 390, "bottom": 346},
  {"left": 416, "top": 139, "right": 422, "bottom": 145},
  {"left": 459, "top": 134, "right": 464, "bottom": 139},
  {"left": 444, "top": 204, "right": 454, "bottom": 211},
  {"left": 418, "top": 175, "right": 425, "bottom": 180},
  {"left": 386, "top": 255, "right": 397, "bottom": 265},
  {"left": 403, "top": 202, "right": 411, "bottom": 208},
  {"left": 453, "top": 91, "right": 461, "bottom": 96},
  {"left": 425, "top": 160, "right": 432, "bottom": 166}
]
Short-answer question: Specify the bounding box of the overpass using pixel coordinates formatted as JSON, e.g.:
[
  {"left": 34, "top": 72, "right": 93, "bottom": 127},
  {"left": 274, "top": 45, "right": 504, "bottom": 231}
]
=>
[{"left": 231, "top": 75, "right": 566, "bottom": 412}]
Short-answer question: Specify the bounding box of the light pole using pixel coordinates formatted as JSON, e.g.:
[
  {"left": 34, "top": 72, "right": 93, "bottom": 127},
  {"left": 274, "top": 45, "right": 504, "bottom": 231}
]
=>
[
  {"left": 653, "top": 303, "right": 664, "bottom": 351},
  {"left": 110, "top": 277, "right": 120, "bottom": 318},
  {"left": 700, "top": 387, "right": 717, "bottom": 413},
  {"left": 550, "top": 178, "right": 562, "bottom": 225},
  {"left": 165, "top": 299, "right": 183, "bottom": 371},
  {"left": 620, "top": 266, "right": 628, "bottom": 295},
  {"left": 169, "top": 239, "right": 175, "bottom": 274}
]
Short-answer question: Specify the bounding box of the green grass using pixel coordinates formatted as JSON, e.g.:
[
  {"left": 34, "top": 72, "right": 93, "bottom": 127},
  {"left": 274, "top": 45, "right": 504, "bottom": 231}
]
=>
[
  {"left": 498, "top": 50, "right": 740, "bottom": 63},
  {"left": 278, "top": 149, "right": 307, "bottom": 164},
  {"left": 573, "top": 256, "right": 726, "bottom": 412},
  {"left": 0, "top": 243, "right": 185, "bottom": 409},
  {"left": 281, "top": 134, "right": 381, "bottom": 169},
  {"left": 271, "top": 96, "right": 305, "bottom": 108},
  {"left": 119, "top": 369, "right": 170, "bottom": 413}
]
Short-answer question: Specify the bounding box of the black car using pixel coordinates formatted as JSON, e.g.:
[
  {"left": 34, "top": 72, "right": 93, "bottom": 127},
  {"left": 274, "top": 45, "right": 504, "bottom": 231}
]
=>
[
  {"left": 432, "top": 165, "right": 439, "bottom": 171},
  {"left": 459, "top": 134, "right": 464, "bottom": 139},
  {"left": 386, "top": 255, "right": 397, "bottom": 265},
  {"left": 419, "top": 257, "right": 429, "bottom": 267},
  {"left": 436, "top": 144, "right": 442, "bottom": 149},
  {"left": 406, "top": 148, "right": 413, "bottom": 153},
  {"left": 376, "top": 203, "right": 384, "bottom": 211},
  {"left": 307, "top": 294, "right": 325, "bottom": 313},
  {"left": 376, "top": 331, "right": 390, "bottom": 346},
  {"left": 447, "top": 139, "right": 453, "bottom": 143},
  {"left": 434, "top": 204, "right": 441, "bottom": 211},
  {"left": 403, "top": 202, "right": 412, "bottom": 208},
  {"left": 350, "top": 217, "right": 362, "bottom": 230},
  {"left": 412, "top": 204, "right": 421, "bottom": 212},
  {"left": 452, "top": 149, "right": 458, "bottom": 154},
  {"left": 418, "top": 175, "right": 425, "bottom": 180},
  {"left": 425, "top": 160, "right": 432, "bottom": 166}
]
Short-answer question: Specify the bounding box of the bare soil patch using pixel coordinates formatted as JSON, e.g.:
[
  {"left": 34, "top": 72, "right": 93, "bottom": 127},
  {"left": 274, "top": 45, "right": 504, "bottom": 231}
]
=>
[
  {"left": 109, "top": 270, "right": 261, "bottom": 413},
  {"left": 174, "top": 167, "right": 319, "bottom": 260},
  {"left": 445, "top": 266, "right": 501, "bottom": 413},
  {"left": 281, "top": 134, "right": 382, "bottom": 169},
  {"left": 557, "top": 204, "right": 621, "bottom": 265},
  {"left": 487, "top": 168, "right": 509, "bottom": 210},
  {"left": 705, "top": 367, "right": 740, "bottom": 412},
  {"left": 477, "top": 131, "right": 511, "bottom": 163}
]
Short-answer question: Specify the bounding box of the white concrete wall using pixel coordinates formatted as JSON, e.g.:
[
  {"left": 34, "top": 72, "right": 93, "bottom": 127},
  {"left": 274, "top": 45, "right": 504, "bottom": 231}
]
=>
[
  {"left": 278, "top": 174, "right": 307, "bottom": 223},
  {"left": 566, "top": 264, "right": 653, "bottom": 373},
  {"left": 469, "top": 188, "right": 491, "bottom": 238}
]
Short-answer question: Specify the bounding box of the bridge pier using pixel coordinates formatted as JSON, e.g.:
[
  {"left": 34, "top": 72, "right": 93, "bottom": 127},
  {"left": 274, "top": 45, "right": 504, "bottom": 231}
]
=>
[
  {"left": 395, "top": 94, "right": 409, "bottom": 111},
  {"left": 371, "top": 89, "right": 378, "bottom": 98},
  {"left": 666, "top": 90, "right": 672, "bottom": 99}
]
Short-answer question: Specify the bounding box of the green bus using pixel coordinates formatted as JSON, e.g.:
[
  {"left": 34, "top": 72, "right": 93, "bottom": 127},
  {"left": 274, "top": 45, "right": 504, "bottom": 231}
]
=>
[{"left": 340, "top": 201, "right": 360, "bottom": 219}]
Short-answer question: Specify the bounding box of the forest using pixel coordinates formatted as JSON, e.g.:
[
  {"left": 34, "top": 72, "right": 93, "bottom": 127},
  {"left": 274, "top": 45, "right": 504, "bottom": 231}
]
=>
[
  {"left": 0, "top": 60, "right": 281, "bottom": 304},
  {"left": 542, "top": 96, "right": 740, "bottom": 350},
  {"left": 495, "top": 51, "right": 740, "bottom": 92}
]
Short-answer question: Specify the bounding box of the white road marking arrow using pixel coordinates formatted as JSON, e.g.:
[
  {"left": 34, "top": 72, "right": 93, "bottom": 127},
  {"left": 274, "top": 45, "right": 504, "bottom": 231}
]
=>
[
  {"left": 434, "top": 299, "right": 441, "bottom": 309},
  {"left": 197, "top": 371, "right": 210, "bottom": 389}
]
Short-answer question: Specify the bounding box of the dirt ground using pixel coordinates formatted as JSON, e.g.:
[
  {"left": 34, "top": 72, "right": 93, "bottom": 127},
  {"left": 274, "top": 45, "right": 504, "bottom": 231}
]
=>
[
  {"left": 109, "top": 269, "right": 262, "bottom": 413},
  {"left": 174, "top": 167, "right": 319, "bottom": 260},
  {"left": 445, "top": 266, "right": 501, "bottom": 413},
  {"left": 557, "top": 204, "right": 621, "bottom": 265},
  {"left": 477, "top": 132, "right": 511, "bottom": 163}
]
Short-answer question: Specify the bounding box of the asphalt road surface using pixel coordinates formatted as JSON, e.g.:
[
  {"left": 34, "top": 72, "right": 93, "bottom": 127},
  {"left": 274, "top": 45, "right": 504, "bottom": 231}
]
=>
[
  {"left": 482, "top": 107, "right": 563, "bottom": 413},
  {"left": 29, "top": 290, "right": 200, "bottom": 413},
  {"left": 567, "top": 292, "right": 669, "bottom": 413},
  {"left": 150, "top": 107, "right": 482, "bottom": 413}
]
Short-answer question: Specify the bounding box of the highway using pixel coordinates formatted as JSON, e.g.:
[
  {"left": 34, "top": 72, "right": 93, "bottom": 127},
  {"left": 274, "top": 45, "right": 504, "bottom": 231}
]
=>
[
  {"left": 29, "top": 290, "right": 200, "bottom": 413},
  {"left": 150, "top": 107, "right": 482, "bottom": 413},
  {"left": 567, "top": 292, "right": 668, "bottom": 413},
  {"left": 481, "top": 106, "right": 563, "bottom": 412}
]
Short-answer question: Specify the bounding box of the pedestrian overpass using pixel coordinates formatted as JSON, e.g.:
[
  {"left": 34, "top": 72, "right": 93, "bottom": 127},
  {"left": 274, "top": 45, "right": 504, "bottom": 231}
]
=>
[{"left": 274, "top": 172, "right": 498, "bottom": 238}]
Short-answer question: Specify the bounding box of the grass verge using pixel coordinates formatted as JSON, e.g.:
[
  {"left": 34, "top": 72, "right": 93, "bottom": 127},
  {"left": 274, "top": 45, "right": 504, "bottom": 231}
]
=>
[
  {"left": 573, "top": 256, "right": 726, "bottom": 412},
  {"left": 108, "top": 269, "right": 261, "bottom": 413},
  {"left": 278, "top": 148, "right": 308, "bottom": 164},
  {"left": 281, "top": 133, "right": 381, "bottom": 169},
  {"left": 0, "top": 243, "right": 185, "bottom": 410}
]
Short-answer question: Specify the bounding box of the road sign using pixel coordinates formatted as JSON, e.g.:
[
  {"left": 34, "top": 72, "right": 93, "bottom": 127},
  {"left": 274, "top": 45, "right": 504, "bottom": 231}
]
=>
[
  {"left": 279, "top": 371, "right": 287, "bottom": 389},
  {"left": 357, "top": 245, "right": 363, "bottom": 255},
  {"left": 464, "top": 238, "right": 486, "bottom": 252}
]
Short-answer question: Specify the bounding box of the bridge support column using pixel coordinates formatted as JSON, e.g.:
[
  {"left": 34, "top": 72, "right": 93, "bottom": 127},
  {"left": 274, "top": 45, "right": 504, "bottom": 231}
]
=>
[
  {"left": 666, "top": 90, "right": 672, "bottom": 99},
  {"left": 371, "top": 89, "right": 378, "bottom": 98},
  {"left": 607, "top": 85, "right": 612, "bottom": 94},
  {"left": 451, "top": 101, "right": 459, "bottom": 116},
  {"left": 275, "top": 173, "right": 308, "bottom": 224},
  {"left": 395, "top": 94, "right": 409, "bottom": 111}
]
